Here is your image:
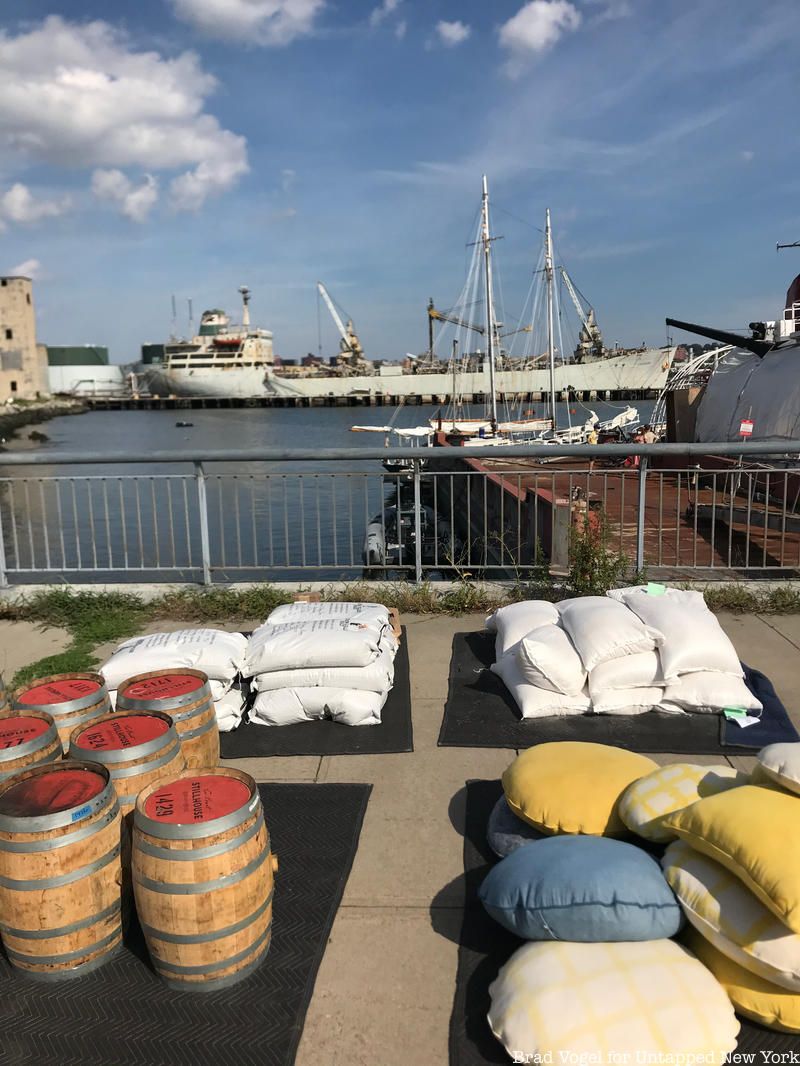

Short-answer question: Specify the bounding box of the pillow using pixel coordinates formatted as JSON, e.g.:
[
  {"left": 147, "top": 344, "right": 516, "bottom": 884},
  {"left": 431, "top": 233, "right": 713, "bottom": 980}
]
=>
[
  {"left": 488, "top": 939, "right": 739, "bottom": 1060},
  {"left": 557, "top": 597, "right": 662, "bottom": 672},
  {"left": 591, "top": 686, "right": 664, "bottom": 716},
  {"left": 487, "top": 796, "right": 545, "bottom": 858},
  {"left": 485, "top": 601, "right": 559, "bottom": 659},
  {"left": 662, "top": 785, "right": 800, "bottom": 933},
  {"left": 490, "top": 654, "right": 591, "bottom": 719},
  {"left": 479, "top": 835, "right": 682, "bottom": 941},
  {"left": 620, "top": 763, "right": 746, "bottom": 843},
  {"left": 607, "top": 587, "right": 742, "bottom": 679},
  {"left": 589, "top": 651, "right": 663, "bottom": 696},
  {"left": 757, "top": 743, "right": 800, "bottom": 796},
  {"left": 685, "top": 930, "right": 800, "bottom": 1033},
  {"left": 517, "top": 624, "right": 586, "bottom": 695},
  {"left": 663, "top": 841, "right": 800, "bottom": 992},
  {"left": 659, "top": 672, "right": 762, "bottom": 715},
  {"left": 502, "top": 742, "right": 657, "bottom": 836}
]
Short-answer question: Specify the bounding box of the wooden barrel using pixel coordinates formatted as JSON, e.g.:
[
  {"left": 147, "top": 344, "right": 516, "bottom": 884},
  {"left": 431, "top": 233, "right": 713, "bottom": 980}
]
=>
[
  {"left": 116, "top": 670, "right": 219, "bottom": 771},
  {"left": 13, "top": 673, "right": 111, "bottom": 754},
  {"left": 0, "top": 760, "right": 123, "bottom": 979},
  {"left": 68, "top": 711, "right": 186, "bottom": 819},
  {"left": 132, "top": 768, "right": 276, "bottom": 990},
  {"left": 0, "top": 710, "right": 61, "bottom": 783}
]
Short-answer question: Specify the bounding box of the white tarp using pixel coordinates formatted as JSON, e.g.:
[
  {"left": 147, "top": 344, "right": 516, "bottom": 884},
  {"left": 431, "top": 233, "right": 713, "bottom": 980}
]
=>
[{"left": 695, "top": 344, "right": 800, "bottom": 443}]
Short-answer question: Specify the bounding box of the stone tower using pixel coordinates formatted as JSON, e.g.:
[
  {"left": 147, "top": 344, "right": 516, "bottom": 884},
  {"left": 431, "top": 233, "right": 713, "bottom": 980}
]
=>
[{"left": 0, "top": 276, "right": 49, "bottom": 400}]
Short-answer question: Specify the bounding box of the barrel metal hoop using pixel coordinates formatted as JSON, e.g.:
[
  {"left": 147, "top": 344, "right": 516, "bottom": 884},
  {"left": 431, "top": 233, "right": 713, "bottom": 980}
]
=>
[
  {"left": 5, "top": 926, "right": 122, "bottom": 966},
  {"left": 0, "top": 724, "right": 60, "bottom": 761},
  {"left": 167, "top": 698, "right": 215, "bottom": 723},
  {"left": 71, "top": 729, "right": 179, "bottom": 764},
  {"left": 135, "top": 816, "right": 265, "bottom": 862},
  {"left": 0, "top": 747, "right": 60, "bottom": 782},
  {"left": 106, "top": 743, "right": 183, "bottom": 780},
  {"left": 178, "top": 716, "right": 217, "bottom": 742},
  {"left": 153, "top": 925, "right": 271, "bottom": 976},
  {"left": 118, "top": 689, "right": 212, "bottom": 714},
  {"left": 0, "top": 843, "right": 120, "bottom": 891},
  {"left": 0, "top": 803, "right": 119, "bottom": 853},
  {"left": 0, "top": 781, "right": 118, "bottom": 834},
  {"left": 1, "top": 900, "right": 122, "bottom": 939},
  {"left": 134, "top": 789, "right": 261, "bottom": 841},
  {"left": 141, "top": 889, "right": 273, "bottom": 945},
  {"left": 15, "top": 687, "right": 108, "bottom": 716},
  {"left": 134, "top": 844, "right": 268, "bottom": 895},
  {"left": 157, "top": 935, "right": 270, "bottom": 993},
  {"left": 12, "top": 943, "right": 124, "bottom": 982}
]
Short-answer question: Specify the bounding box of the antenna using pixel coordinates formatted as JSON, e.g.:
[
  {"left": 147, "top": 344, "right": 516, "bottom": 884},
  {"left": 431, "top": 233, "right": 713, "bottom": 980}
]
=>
[
  {"left": 187, "top": 298, "right": 194, "bottom": 334},
  {"left": 777, "top": 241, "right": 800, "bottom": 251}
]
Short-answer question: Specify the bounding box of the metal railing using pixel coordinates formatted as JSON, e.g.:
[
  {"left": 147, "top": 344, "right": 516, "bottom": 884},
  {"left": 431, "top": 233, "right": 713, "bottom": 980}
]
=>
[{"left": 0, "top": 442, "right": 799, "bottom": 585}]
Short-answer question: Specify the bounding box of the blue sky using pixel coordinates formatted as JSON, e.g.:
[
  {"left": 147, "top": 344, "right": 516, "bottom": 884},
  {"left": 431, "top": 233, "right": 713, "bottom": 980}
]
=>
[{"left": 0, "top": 0, "right": 798, "bottom": 363}]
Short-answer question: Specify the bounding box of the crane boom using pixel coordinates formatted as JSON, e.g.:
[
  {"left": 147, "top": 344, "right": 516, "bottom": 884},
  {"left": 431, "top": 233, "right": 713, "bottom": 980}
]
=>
[
  {"left": 317, "top": 282, "right": 354, "bottom": 352},
  {"left": 559, "top": 268, "right": 590, "bottom": 332},
  {"left": 427, "top": 300, "right": 485, "bottom": 335}
]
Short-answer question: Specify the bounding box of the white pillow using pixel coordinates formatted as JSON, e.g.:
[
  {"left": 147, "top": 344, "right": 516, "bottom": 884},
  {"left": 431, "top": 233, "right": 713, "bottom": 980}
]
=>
[
  {"left": 592, "top": 687, "right": 664, "bottom": 716},
  {"left": 589, "top": 651, "right": 663, "bottom": 697},
  {"left": 101, "top": 629, "right": 247, "bottom": 691},
  {"left": 558, "top": 597, "right": 662, "bottom": 672},
  {"left": 485, "top": 601, "right": 559, "bottom": 659},
  {"left": 243, "top": 619, "right": 392, "bottom": 676},
  {"left": 251, "top": 646, "right": 395, "bottom": 694},
  {"left": 757, "top": 743, "right": 800, "bottom": 796},
  {"left": 250, "top": 686, "right": 386, "bottom": 727},
  {"left": 608, "top": 587, "right": 742, "bottom": 679},
  {"left": 660, "top": 672, "right": 761, "bottom": 715},
  {"left": 491, "top": 652, "right": 590, "bottom": 719},
  {"left": 662, "top": 841, "right": 800, "bottom": 992},
  {"left": 488, "top": 939, "right": 739, "bottom": 1060},
  {"left": 517, "top": 624, "right": 586, "bottom": 696}
]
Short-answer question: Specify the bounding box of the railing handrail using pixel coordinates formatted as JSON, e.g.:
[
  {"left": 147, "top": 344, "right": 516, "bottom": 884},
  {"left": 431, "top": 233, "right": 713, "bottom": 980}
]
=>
[{"left": 0, "top": 441, "right": 799, "bottom": 467}]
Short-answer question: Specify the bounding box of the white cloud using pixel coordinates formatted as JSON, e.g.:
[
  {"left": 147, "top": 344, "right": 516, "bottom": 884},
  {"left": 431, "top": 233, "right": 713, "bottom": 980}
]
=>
[
  {"left": 740, "top": 149, "right": 755, "bottom": 163},
  {"left": 499, "top": 1, "right": 581, "bottom": 74},
  {"left": 369, "top": 0, "right": 401, "bottom": 29},
  {"left": 280, "top": 168, "right": 297, "bottom": 193},
  {"left": 436, "top": 20, "right": 471, "bottom": 47},
  {"left": 585, "top": 0, "right": 633, "bottom": 22},
  {"left": 170, "top": 0, "right": 325, "bottom": 47},
  {"left": 0, "top": 16, "right": 248, "bottom": 215},
  {"left": 92, "top": 169, "right": 159, "bottom": 222},
  {"left": 0, "top": 183, "right": 70, "bottom": 228},
  {"left": 394, "top": 19, "right": 407, "bottom": 40},
  {"left": 9, "top": 258, "right": 43, "bottom": 281}
]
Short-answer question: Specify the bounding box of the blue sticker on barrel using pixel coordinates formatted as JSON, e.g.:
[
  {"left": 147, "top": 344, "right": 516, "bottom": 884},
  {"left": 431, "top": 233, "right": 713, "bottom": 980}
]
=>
[{"left": 71, "top": 804, "right": 92, "bottom": 822}]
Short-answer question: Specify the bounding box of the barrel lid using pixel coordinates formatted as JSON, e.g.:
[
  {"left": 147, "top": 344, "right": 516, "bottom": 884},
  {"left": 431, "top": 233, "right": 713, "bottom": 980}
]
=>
[
  {"left": 122, "top": 673, "right": 205, "bottom": 701},
  {"left": 0, "top": 766, "right": 106, "bottom": 818},
  {"left": 144, "top": 774, "right": 251, "bottom": 825},
  {"left": 0, "top": 715, "right": 50, "bottom": 749},
  {"left": 75, "top": 713, "right": 170, "bottom": 752},
  {"left": 18, "top": 677, "right": 102, "bottom": 705}
]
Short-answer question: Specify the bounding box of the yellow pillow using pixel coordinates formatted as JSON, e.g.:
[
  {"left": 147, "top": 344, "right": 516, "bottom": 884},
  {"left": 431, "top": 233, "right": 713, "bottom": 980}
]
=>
[
  {"left": 502, "top": 742, "right": 657, "bottom": 836},
  {"left": 619, "top": 763, "right": 746, "bottom": 843},
  {"left": 662, "top": 785, "right": 800, "bottom": 934},
  {"left": 686, "top": 929, "right": 800, "bottom": 1033}
]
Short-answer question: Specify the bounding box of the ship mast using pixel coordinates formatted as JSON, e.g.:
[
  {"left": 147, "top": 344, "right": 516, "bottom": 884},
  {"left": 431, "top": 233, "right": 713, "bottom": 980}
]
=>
[
  {"left": 544, "top": 208, "right": 557, "bottom": 426},
  {"left": 480, "top": 175, "right": 498, "bottom": 435},
  {"left": 239, "top": 285, "right": 251, "bottom": 330}
]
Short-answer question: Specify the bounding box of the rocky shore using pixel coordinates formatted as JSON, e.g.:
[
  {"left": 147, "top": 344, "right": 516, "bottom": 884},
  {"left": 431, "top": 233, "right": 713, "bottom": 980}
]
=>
[{"left": 0, "top": 398, "right": 86, "bottom": 449}]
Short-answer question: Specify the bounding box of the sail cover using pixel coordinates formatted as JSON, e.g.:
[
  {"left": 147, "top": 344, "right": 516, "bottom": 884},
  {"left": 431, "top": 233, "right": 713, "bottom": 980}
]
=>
[{"left": 695, "top": 344, "right": 800, "bottom": 443}]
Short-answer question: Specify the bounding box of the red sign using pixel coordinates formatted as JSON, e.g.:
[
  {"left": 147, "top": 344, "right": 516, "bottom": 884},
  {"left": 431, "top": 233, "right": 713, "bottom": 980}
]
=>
[
  {"left": 144, "top": 774, "right": 250, "bottom": 825},
  {"left": 123, "top": 673, "right": 205, "bottom": 701},
  {"left": 739, "top": 419, "right": 754, "bottom": 437},
  {"left": 76, "top": 713, "right": 169, "bottom": 752}
]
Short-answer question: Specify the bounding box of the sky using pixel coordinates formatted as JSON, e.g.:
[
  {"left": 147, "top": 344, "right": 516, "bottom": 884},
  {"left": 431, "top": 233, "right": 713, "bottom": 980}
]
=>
[{"left": 0, "top": 0, "right": 798, "bottom": 363}]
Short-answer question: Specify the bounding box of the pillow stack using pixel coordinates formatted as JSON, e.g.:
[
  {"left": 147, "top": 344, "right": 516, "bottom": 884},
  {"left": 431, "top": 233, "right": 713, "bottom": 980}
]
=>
[{"left": 242, "top": 602, "right": 398, "bottom": 727}]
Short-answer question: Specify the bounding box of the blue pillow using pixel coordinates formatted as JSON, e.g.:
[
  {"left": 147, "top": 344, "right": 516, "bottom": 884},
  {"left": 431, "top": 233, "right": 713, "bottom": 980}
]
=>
[
  {"left": 487, "top": 795, "right": 545, "bottom": 858},
  {"left": 479, "top": 835, "right": 683, "bottom": 941}
]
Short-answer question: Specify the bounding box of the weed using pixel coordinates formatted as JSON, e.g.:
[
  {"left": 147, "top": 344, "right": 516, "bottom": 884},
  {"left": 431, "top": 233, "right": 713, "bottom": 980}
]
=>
[
  {"left": 567, "top": 512, "right": 628, "bottom": 597},
  {"left": 10, "top": 646, "right": 99, "bottom": 691}
]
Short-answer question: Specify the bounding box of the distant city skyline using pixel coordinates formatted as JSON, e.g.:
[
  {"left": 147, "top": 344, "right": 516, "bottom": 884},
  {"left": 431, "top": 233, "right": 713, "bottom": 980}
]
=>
[{"left": 0, "top": 0, "right": 797, "bottom": 363}]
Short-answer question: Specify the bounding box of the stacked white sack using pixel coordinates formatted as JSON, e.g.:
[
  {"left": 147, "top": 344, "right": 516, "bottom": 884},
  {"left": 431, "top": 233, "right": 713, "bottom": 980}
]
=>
[
  {"left": 491, "top": 621, "right": 591, "bottom": 719},
  {"left": 244, "top": 603, "right": 397, "bottom": 726},
  {"left": 485, "top": 601, "right": 559, "bottom": 659}
]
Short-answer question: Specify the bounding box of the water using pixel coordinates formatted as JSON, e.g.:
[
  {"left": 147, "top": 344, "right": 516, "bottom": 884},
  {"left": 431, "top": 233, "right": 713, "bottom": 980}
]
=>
[{"left": 0, "top": 400, "right": 653, "bottom": 584}]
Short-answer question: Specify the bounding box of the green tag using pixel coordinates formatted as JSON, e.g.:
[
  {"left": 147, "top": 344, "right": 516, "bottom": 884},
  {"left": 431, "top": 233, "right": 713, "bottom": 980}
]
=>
[
  {"left": 723, "top": 707, "right": 746, "bottom": 719},
  {"left": 646, "top": 582, "right": 666, "bottom": 596}
]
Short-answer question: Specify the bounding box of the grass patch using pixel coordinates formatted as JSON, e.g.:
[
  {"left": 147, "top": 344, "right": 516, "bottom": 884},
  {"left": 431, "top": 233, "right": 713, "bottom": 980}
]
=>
[{"left": 11, "top": 646, "right": 100, "bottom": 691}]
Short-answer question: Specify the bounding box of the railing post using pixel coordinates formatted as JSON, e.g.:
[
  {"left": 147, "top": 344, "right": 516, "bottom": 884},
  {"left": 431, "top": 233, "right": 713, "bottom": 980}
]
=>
[
  {"left": 0, "top": 499, "right": 8, "bottom": 589},
  {"left": 195, "top": 461, "right": 212, "bottom": 586},
  {"left": 636, "top": 455, "right": 649, "bottom": 574},
  {"left": 412, "top": 459, "right": 423, "bottom": 583}
]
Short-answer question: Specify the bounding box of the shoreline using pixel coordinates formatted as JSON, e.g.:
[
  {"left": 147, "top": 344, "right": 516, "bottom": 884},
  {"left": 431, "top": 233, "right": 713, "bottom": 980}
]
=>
[{"left": 0, "top": 398, "right": 86, "bottom": 452}]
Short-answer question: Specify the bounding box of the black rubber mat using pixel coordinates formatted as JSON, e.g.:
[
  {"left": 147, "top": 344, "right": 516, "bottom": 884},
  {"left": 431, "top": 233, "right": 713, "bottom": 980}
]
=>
[
  {"left": 451, "top": 779, "right": 800, "bottom": 1065},
  {"left": 0, "top": 782, "right": 371, "bottom": 1066},
  {"left": 221, "top": 632, "right": 412, "bottom": 758},
  {"left": 439, "top": 631, "right": 798, "bottom": 754}
]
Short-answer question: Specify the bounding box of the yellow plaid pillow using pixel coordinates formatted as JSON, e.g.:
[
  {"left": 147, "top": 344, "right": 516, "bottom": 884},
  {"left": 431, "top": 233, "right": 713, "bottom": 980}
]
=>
[
  {"left": 619, "top": 763, "right": 746, "bottom": 842},
  {"left": 489, "top": 939, "right": 739, "bottom": 1059},
  {"left": 686, "top": 929, "right": 800, "bottom": 1033}
]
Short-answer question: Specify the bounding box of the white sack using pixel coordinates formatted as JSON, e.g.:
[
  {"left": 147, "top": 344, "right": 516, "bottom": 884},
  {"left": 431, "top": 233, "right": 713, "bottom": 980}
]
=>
[
  {"left": 607, "top": 587, "right": 742, "bottom": 679},
  {"left": 101, "top": 629, "right": 247, "bottom": 691},
  {"left": 517, "top": 624, "right": 586, "bottom": 696},
  {"left": 252, "top": 646, "right": 394, "bottom": 694},
  {"left": 557, "top": 597, "right": 662, "bottom": 672},
  {"left": 491, "top": 652, "right": 591, "bottom": 719},
  {"left": 243, "top": 619, "right": 392, "bottom": 677},
  {"left": 592, "top": 686, "right": 664, "bottom": 716},
  {"left": 267, "top": 601, "right": 391, "bottom": 630},
  {"left": 588, "top": 652, "right": 663, "bottom": 699},
  {"left": 250, "top": 687, "right": 387, "bottom": 727},
  {"left": 660, "top": 671, "right": 762, "bottom": 715},
  {"left": 215, "top": 689, "right": 246, "bottom": 733},
  {"left": 485, "top": 600, "right": 559, "bottom": 659}
]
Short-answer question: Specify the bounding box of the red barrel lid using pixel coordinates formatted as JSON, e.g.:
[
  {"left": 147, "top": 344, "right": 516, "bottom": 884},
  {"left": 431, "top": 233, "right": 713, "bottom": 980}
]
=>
[
  {"left": 0, "top": 766, "right": 106, "bottom": 817},
  {"left": 122, "top": 673, "right": 205, "bottom": 701},
  {"left": 75, "top": 714, "right": 169, "bottom": 752},
  {"left": 0, "top": 715, "right": 51, "bottom": 750},
  {"left": 144, "top": 774, "right": 250, "bottom": 824},
  {"left": 18, "top": 677, "right": 102, "bottom": 705}
]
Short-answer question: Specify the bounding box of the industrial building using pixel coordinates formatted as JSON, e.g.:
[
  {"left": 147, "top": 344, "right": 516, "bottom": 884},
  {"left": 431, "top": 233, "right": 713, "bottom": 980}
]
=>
[{"left": 0, "top": 276, "right": 49, "bottom": 400}]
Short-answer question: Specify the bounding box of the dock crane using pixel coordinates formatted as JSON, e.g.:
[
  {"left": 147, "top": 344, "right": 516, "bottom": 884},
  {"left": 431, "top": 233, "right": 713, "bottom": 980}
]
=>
[
  {"left": 317, "top": 282, "right": 368, "bottom": 370},
  {"left": 426, "top": 298, "right": 531, "bottom": 361},
  {"left": 559, "top": 267, "right": 605, "bottom": 361}
]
